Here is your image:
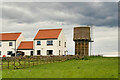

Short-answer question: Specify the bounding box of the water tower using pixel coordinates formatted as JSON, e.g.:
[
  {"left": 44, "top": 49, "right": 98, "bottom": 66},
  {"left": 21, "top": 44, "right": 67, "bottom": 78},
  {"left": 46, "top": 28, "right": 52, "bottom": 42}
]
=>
[{"left": 73, "top": 27, "right": 93, "bottom": 56}]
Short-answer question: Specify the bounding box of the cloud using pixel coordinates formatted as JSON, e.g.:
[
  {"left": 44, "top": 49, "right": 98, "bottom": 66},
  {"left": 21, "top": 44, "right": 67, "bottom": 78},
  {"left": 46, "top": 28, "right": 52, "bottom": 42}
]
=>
[
  {"left": 2, "top": 19, "right": 118, "bottom": 55},
  {"left": 92, "top": 26, "right": 118, "bottom": 54},
  {"left": 1, "top": 2, "right": 118, "bottom": 55},
  {"left": 2, "top": 2, "right": 118, "bottom": 26}
]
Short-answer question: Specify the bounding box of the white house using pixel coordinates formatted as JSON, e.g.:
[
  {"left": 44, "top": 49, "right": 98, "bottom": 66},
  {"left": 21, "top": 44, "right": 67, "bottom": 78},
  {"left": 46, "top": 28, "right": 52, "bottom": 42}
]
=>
[
  {"left": 17, "top": 41, "right": 33, "bottom": 56},
  {"left": 0, "top": 32, "right": 24, "bottom": 57},
  {"left": 33, "top": 28, "right": 67, "bottom": 56},
  {"left": 0, "top": 28, "right": 67, "bottom": 57}
]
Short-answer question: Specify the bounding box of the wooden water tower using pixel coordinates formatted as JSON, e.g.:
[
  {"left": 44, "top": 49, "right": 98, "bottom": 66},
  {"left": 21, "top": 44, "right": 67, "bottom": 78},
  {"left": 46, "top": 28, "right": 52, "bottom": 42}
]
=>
[{"left": 73, "top": 27, "right": 92, "bottom": 56}]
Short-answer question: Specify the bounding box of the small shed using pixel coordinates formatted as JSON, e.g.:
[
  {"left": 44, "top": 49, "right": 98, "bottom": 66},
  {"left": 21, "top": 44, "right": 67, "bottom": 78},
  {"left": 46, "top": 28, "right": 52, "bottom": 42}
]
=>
[{"left": 17, "top": 41, "right": 33, "bottom": 56}]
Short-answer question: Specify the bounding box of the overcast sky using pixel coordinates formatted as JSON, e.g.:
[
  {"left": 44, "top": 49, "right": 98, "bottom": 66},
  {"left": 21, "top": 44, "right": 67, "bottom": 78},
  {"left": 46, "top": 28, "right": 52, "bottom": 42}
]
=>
[{"left": 1, "top": 2, "right": 118, "bottom": 55}]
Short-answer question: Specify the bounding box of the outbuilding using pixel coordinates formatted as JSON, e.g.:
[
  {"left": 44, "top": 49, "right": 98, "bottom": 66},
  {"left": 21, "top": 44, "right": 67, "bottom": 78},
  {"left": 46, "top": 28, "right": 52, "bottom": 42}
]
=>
[{"left": 17, "top": 41, "right": 33, "bottom": 56}]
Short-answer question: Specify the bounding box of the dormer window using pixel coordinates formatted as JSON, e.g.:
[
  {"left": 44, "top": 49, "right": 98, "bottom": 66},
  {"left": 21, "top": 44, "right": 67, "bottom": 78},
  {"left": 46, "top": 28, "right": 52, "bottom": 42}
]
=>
[
  {"left": 47, "top": 40, "right": 53, "bottom": 45},
  {"left": 37, "top": 41, "right": 41, "bottom": 45},
  {"left": 9, "top": 42, "right": 13, "bottom": 46}
]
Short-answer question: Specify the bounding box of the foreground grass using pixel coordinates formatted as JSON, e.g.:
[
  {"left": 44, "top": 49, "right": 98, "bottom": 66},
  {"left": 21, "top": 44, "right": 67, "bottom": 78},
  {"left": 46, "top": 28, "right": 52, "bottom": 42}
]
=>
[{"left": 2, "top": 57, "right": 118, "bottom": 78}]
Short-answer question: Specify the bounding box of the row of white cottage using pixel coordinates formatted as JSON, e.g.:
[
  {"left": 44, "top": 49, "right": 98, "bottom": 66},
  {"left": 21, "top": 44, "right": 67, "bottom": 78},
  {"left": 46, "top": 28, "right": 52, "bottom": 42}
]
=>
[{"left": 0, "top": 28, "right": 67, "bottom": 57}]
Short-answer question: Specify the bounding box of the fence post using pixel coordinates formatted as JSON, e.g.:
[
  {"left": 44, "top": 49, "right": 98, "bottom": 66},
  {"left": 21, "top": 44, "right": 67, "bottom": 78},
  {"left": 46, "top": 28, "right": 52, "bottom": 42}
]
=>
[
  {"left": 47, "top": 56, "right": 48, "bottom": 63},
  {"left": 26, "top": 58, "right": 31, "bottom": 67},
  {"left": 13, "top": 57, "right": 16, "bottom": 69},
  {"left": 37, "top": 57, "right": 38, "bottom": 65},
  {"left": 44, "top": 56, "right": 46, "bottom": 64},
  {"left": 33, "top": 57, "right": 34, "bottom": 66},
  {"left": 24, "top": 57, "right": 26, "bottom": 68},
  {"left": 1, "top": 61, "right": 3, "bottom": 70},
  {"left": 8, "top": 59, "right": 9, "bottom": 69},
  {"left": 39, "top": 56, "right": 41, "bottom": 64}
]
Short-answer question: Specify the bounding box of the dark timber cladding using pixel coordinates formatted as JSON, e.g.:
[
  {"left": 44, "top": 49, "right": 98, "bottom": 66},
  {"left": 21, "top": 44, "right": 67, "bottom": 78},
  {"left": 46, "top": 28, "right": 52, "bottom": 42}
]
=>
[{"left": 73, "top": 27, "right": 90, "bottom": 56}]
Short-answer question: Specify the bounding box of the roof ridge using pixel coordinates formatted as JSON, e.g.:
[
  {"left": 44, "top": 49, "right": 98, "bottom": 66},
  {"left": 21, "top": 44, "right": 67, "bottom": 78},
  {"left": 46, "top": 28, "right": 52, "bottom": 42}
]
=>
[
  {"left": 39, "top": 28, "right": 62, "bottom": 31},
  {"left": 21, "top": 41, "right": 33, "bottom": 42},
  {"left": 0, "top": 32, "right": 22, "bottom": 34}
]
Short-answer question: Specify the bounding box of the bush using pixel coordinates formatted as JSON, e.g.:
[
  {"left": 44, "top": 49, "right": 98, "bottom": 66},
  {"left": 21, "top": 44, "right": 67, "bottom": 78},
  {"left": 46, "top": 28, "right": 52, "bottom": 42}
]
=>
[
  {"left": 81, "top": 56, "right": 90, "bottom": 60},
  {"left": 25, "top": 55, "right": 31, "bottom": 58},
  {"left": 75, "top": 55, "right": 82, "bottom": 60}
]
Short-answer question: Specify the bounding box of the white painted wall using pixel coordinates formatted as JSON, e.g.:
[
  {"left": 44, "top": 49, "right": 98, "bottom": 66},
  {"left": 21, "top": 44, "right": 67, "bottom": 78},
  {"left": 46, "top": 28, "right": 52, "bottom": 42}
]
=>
[
  {"left": 0, "top": 33, "right": 24, "bottom": 57},
  {"left": 16, "top": 33, "right": 24, "bottom": 49},
  {"left": 34, "top": 39, "right": 58, "bottom": 55},
  {"left": 0, "top": 41, "right": 16, "bottom": 57},
  {"left": 57, "top": 30, "right": 67, "bottom": 55},
  {"left": 0, "top": 30, "right": 67, "bottom": 57},
  {"left": 34, "top": 30, "right": 67, "bottom": 56}
]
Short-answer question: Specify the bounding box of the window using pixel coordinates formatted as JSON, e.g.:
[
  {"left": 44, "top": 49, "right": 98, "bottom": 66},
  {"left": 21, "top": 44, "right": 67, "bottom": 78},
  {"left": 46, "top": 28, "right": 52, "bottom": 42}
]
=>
[
  {"left": 65, "top": 42, "right": 66, "bottom": 47},
  {"left": 47, "top": 40, "right": 53, "bottom": 45},
  {"left": 0, "top": 42, "right": 1, "bottom": 47},
  {"left": 37, "top": 50, "right": 41, "bottom": 55},
  {"left": 7, "top": 51, "right": 12, "bottom": 55},
  {"left": 0, "top": 51, "right": 1, "bottom": 55},
  {"left": 9, "top": 42, "right": 13, "bottom": 46},
  {"left": 47, "top": 50, "right": 53, "bottom": 55},
  {"left": 59, "top": 41, "right": 61, "bottom": 46},
  {"left": 37, "top": 41, "right": 41, "bottom": 45},
  {"left": 59, "top": 50, "right": 60, "bottom": 55}
]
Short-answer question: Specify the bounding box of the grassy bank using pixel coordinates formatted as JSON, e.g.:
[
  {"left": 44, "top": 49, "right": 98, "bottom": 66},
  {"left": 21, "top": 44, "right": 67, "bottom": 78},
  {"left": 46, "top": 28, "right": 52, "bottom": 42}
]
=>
[{"left": 2, "top": 57, "right": 118, "bottom": 78}]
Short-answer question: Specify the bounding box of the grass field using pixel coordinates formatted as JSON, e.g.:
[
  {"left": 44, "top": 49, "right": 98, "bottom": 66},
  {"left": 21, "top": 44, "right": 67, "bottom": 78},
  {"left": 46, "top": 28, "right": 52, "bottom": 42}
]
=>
[{"left": 2, "top": 56, "right": 118, "bottom": 78}]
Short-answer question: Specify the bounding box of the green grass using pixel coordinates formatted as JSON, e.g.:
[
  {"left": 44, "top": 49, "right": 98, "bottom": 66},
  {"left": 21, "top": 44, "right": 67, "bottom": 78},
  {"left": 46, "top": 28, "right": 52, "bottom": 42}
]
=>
[{"left": 2, "top": 57, "right": 118, "bottom": 78}]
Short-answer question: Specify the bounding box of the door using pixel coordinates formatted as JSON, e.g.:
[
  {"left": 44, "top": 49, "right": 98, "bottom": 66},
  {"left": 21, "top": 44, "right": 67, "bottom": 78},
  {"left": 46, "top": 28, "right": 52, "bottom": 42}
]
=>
[
  {"left": 30, "top": 51, "right": 33, "bottom": 56},
  {"left": 47, "top": 50, "right": 53, "bottom": 55},
  {"left": 37, "top": 50, "right": 41, "bottom": 55}
]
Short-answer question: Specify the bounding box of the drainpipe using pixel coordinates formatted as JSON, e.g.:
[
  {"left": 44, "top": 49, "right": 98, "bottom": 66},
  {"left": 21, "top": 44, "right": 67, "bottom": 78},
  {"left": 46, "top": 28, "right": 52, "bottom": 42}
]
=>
[
  {"left": 15, "top": 40, "right": 16, "bottom": 57},
  {"left": 33, "top": 39, "right": 35, "bottom": 56}
]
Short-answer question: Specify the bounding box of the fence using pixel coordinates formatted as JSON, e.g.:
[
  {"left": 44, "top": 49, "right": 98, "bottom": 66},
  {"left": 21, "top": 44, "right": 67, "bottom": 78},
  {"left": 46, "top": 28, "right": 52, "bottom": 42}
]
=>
[{"left": 0, "top": 55, "right": 83, "bottom": 70}]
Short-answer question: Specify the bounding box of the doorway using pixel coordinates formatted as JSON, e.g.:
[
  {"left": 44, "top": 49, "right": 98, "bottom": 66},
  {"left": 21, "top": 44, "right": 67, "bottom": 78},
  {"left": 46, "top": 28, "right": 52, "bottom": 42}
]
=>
[
  {"left": 47, "top": 50, "right": 53, "bottom": 55},
  {"left": 30, "top": 51, "right": 33, "bottom": 56}
]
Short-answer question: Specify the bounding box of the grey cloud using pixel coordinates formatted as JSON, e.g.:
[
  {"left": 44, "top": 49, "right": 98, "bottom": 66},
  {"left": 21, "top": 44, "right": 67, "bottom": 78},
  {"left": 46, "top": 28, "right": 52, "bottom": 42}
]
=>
[
  {"left": 62, "top": 2, "right": 118, "bottom": 26},
  {"left": 1, "top": 2, "right": 118, "bottom": 55},
  {"left": 2, "top": 2, "right": 118, "bottom": 26},
  {"left": 2, "top": 5, "right": 36, "bottom": 23}
]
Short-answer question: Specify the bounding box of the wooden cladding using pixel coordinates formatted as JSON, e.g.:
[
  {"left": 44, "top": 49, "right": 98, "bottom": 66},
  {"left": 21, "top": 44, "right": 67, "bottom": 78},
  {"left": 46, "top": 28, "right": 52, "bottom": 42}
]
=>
[
  {"left": 75, "top": 40, "right": 89, "bottom": 56},
  {"left": 73, "top": 27, "right": 90, "bottom": 41},
  {"left": 73, "top": 27, "right": 91, "bottom": 56}
]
